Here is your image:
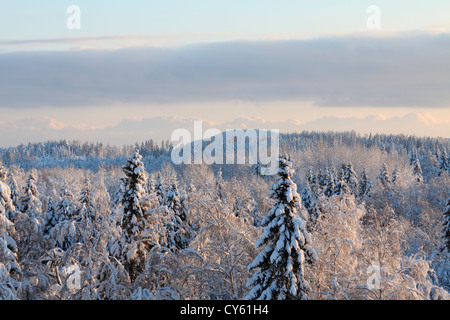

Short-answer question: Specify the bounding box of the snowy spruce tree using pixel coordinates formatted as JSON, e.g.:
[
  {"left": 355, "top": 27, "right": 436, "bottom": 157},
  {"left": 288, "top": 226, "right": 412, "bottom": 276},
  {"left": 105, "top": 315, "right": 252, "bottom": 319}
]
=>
[
  {"left": 378, "top": 163, "right": 391, "bottom": 190},
  {"left": 165, "top": 181, "right": 189, "bottom": 250},
  {"left": 20, "top": 172, "right": 41, "bottom": 215},
  {"left": 111, "top": 150, "right": 151, "bottom": 282},
  {"left": 78, "top": 178, "right": 96, "bottom": 223},
  {"left": 246, "top": 154, "right": 317, "bottom": 300},
  {"left": 0, "top": 172, "right": 21, "bottom": 296},
  {"left": 358, "top": 168, "right": 372, "bottom": 198},
  {"left": 439, "top": 149, "right": 449, "bottom": 176},
  {"left": 14, "top": 172, "right": 44, "bottom": 259},
  {"left": 46, "top": 183, "right": 78, "bottom": 250},
  {"left": 0, "top": 166, "right": 15, "bottom": 223},
  {"left": 442, "top": 198, "right": 450, "bottom": 253},
  {"left": 323, "top": 169, "right": 335, "bottom": 198},
  {"left": 154, "top": 173, "right": 165, "bottom": 205},
  {"left": 7, "top": 172, "right": 20, "bottom": 219},
  {"left": 411, "top": 152, "right": 423, "bottom": 184},
  {"left": 343, "top": 163, "right": 358, "bottom": 196}
]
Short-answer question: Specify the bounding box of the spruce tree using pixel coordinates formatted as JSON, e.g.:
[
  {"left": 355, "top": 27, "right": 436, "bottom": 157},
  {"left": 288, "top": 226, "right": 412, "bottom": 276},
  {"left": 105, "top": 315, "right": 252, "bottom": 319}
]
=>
[
  {"left": 14, "top": 172, "right": 44, "bottom": 262},
  {"left": 411, "top": 153, "right": 423, "bottom": 184},
  {"left": 442, "top": 198, "right": 450, "bottom": 253},
  {"left": 246, "top": 155, "right": 317, "bottom": 300},
  {"left": 7, "top": 172, "right": 20, "bottom": 218},
  {"left": 154, "top": 173, "right": 165, "bottom": 205},
  {"left": 439, "top": 149, "right": 449, "bottom": 176},
  {"left": 306, "top": 169, "right": 318, "bottom": 195},
  {"left": 392, "top": 167, "right": 400, "bottom": 184},
  {"left": 112, "top": 150, "right": 150, "bottom": 282},
  {"left": 0, "top": 166, "right": 15, "bottom": 222},
  {"left": 343, "top": 163, "right": 358, "bottom": 196},
  {"left": 47, "top": 183, "right": 78, "bottom": 250},
  {"left": 0, "top": 175, "right": 20, "bottom": 279},
  {"left": 358, "top": 168, "right": 372, "bottom": 198},
  {"left": 378, "top": 163, "right": 391, "bottom": 189},
  {"left": 165, "top": 181, "right": 189, "bottom": 250},
  {"left": 20, "top": 172, "right": 41, "bottom": 215},
  {"left": 323, "top": 169, "right": 334, "bottom": 198},
  {"left": 78, "top": 178, "right": 96, "bottom": 222}
]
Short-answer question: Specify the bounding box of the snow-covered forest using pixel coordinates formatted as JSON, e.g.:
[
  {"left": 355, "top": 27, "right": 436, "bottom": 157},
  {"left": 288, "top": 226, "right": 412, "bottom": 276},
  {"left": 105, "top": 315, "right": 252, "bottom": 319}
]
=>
[{"left": 0, "top": 131, "right": 449, "bottom": 300}]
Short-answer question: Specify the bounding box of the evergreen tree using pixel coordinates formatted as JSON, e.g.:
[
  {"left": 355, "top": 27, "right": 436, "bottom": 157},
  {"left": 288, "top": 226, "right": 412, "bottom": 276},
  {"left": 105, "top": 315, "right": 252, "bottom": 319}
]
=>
[
  {"left": 246, "top": 155, "right": 317, "bottom": 300},
  {"left": 358, "top": 169, "right": 372, "bottom": 198},
  {"left": 13, "top": 172, "right": 44, "bottom": 264},
  {"left": 343, "top": 163, "right": 359, "bottom": 196},
  {"left": 7, "top": 172, "right": 20, "bottom": 217},
  {"left": 43, "top": 198, "right": 58, "bottom": 236},
  {"left": 78, "top": 178, "right": 96, "bottom": 222},
  {"left": 165, "top": 181, "right": 189, "bottom": 250},
  {"left": 442, "top": 198, "right": 450, "bottom": 253},
  {"left": 0, "top": 177, "right": 20, "bottom": 279},
  {"left": 111, "top": 150, "right": 150, "bottom": 282},
  {"left": 145, "top": 175, "right": 155, "bottom": 195},
  {"left": 20, "top": 172, "right": 41, "bottom": 215},
  {"left": 306, "top": 169, "right": 318, "bottom": 195},
  {"left": 392, "top": 167, "right": 400, "bottom": 184},
  {"left": 0, "top": 163, "right": 6, "bottom": 182},
  {"left": 439, "top": 149, "right": 449, "bottom": 176},
  {"left": 411, "top": 153, "right": 423, "bottom": 184},
  {"left": 46, "top": 183, "right": 78, "bottom": 250},
  {"left": 317, "top": 169, "right": 326, "bottom": 188},
  {"left": 154, "top": 173, "right": 165, "bottom": 205},
  {"left": 0, "top": 166, "right": 15, "bottom": 222},
  {"left": 301, "top": 183, "right": 320, "bottom": 229},
  {"left": 332, "top": 179, "right": 351, "bottom": 197},
  {"left": 323, "top": 169, "right": 334, "bottom": 198},
  {"left": 378, "top": 163, "right": 391, "bottom": 189}
]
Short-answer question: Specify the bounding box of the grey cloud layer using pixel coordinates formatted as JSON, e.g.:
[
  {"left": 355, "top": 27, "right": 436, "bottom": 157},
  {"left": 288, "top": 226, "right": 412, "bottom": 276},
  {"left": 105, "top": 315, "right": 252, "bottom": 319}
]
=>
[{"left": 1, "top": 33, "right": 449, "bottom": 108}]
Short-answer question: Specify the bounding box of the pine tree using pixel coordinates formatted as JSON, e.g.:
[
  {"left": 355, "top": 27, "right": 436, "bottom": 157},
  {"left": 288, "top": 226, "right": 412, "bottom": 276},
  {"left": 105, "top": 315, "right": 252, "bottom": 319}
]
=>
[
  {"left": 442, "top": 198, "right": 450, "bottom": 253},
  {"left": 246, "top": 155, "right": 317, "bottom": 300}
]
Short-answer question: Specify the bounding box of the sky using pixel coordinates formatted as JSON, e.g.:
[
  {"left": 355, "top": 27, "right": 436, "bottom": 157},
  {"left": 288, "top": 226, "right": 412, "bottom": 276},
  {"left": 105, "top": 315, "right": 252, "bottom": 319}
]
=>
[{"left": 0, "top": 1, "right": 449, "bottom": 147}]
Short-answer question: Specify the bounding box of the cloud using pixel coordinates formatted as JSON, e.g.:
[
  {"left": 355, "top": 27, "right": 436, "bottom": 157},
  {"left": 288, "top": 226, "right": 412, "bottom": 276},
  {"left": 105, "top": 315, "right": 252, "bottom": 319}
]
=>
[{"left": 0, "top": 32, "right": 449, "bottom": 109}]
